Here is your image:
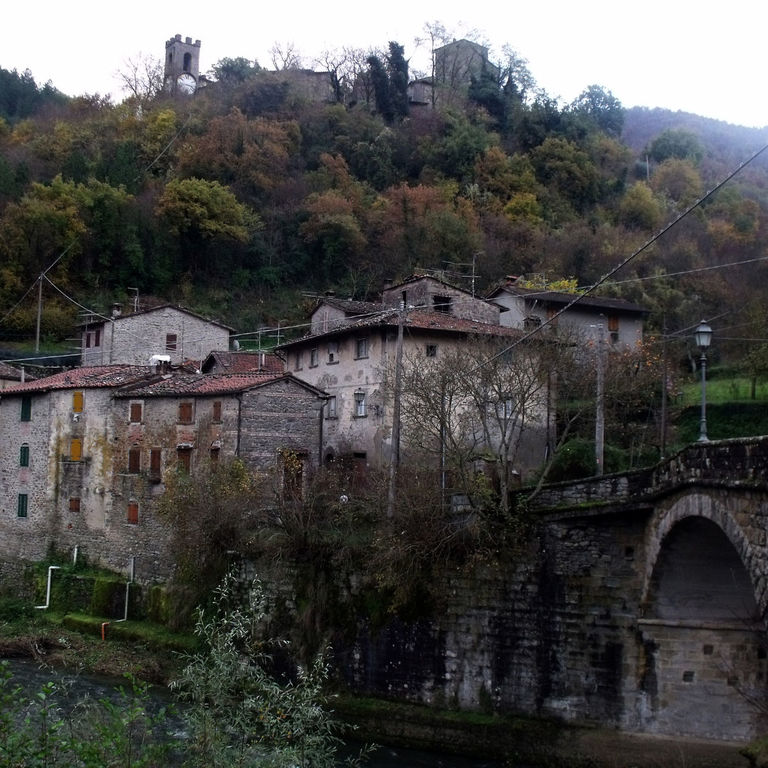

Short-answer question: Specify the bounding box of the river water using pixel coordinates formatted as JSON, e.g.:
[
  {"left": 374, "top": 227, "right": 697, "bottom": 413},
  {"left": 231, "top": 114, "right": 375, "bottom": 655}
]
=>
[{"left": 3, "top": 658, "right": 504, "bottom": 768}]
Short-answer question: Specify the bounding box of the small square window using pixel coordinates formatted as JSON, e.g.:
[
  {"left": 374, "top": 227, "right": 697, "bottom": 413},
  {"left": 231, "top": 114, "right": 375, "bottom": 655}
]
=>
[
  {"left": 326, "top": 396, "right": 337, "bottom": 418},
  {"left": 20, "top": 396, "right": 31, "bottom": 422},
  {"left": 129, "top": 402, "right": 143, "bottom": 423},
  {"left": 72, "top": 391, "right": 84, "bottom": 413},
  {"left": 426, "top": 344, "right": 437, "bottom": 358},
  {"left": 355, "top": 338, "right": 369, "bottom": 359},
  {"left": 17, "top": 493, "right": 28, "bottom": 518},
  {"left": 127, "top": 502, "right": 139, "bottom": 525},
  {"left": 433, "top": 295, "right": 452, "bottom": 314},
  {"left": 166, "top": 333, "right": 178, "bottom": 351},
  {"left": 354, "top": 391, "right": 367, "bottom": 418},
  {"left": 19, "top": 444, "right": 29, "bottom": 467},
  {"left": 69, "top": 497, "right": 81, "bottom": 512}
]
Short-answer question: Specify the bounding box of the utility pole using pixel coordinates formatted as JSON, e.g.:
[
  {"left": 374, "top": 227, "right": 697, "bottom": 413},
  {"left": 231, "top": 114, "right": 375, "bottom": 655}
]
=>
[
  {"left": 387, "top": 298, "right": 406, "bottom": 518},
  {"left": 34, "top": 276, "right": 43, "bottom": 353},
  {"left": 594, "top": 323, "right": 605, "bottom": 476}
]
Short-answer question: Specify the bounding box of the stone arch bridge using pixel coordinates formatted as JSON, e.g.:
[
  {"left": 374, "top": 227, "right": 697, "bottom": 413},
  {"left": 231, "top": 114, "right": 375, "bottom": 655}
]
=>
[
  {"left": 524, "top": 435, "right": 768, "bottom": 741},
  {"left": 346, "top": 436, "right": 768, "bottom": 743}
]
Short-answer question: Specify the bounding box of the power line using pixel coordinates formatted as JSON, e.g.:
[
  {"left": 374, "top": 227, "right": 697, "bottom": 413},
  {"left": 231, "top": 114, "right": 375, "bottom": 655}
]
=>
[{"left": 476, "top": 139, "right": 768, "bottom": 368}]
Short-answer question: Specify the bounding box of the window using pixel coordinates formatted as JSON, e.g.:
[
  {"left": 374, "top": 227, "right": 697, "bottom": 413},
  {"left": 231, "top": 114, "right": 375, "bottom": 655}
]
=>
[
  {"left": 128, "top": 445, "right": 141, "bottom": 474},
  {"left": 94, "top": 328, "right": 101, "bottom": 346},
  {"left": 20, "top": 396, "right": 31, "bottom": 422},
  {"left": 85, "top": 332, "right": 92, "bottom": 349},
  {"left": 127, "top": 501, "right": 139, "bottom": 525},
  {"left": 129, "top": 402, "right": 143, "bottom": 423},
  {"left": 309, "top": 347, "right": 319, "bottom": 367},
  {"left": 212, "top": 400, "right": 222, "bottom": 422},
  {"left": 328, "top": 341, "right": 339, "bottom": 363},
  {"left": 183, "top": 52, "right": 192, "bottom": 72},
  {"left": 178, "top": 402, "right": 193, "bottom": 424},
  {"left": 282, "top": 450, "right": 307, "bottom": 500},
  {"left": 433, "top": 295, "right": 452, "bottom": 314},
  {"left": 19, "top": 444, "right": 29, "bottom": 467},
  {"left": 355, "top": 337, "right": 369, "bottom": 359},
  {"left": 70, "top": 439, "right": 82, "bottom": 462},
  {"left": 354, "top": 390, "right": 367, "bottom": 418},
  {"left": 524, "top": 315, "right": 542, "bottom": 330},
  {"left": 149, "top": 448, "right": 162, "bottom": 482},
  {"left": 166, "top": 333, "right": 178, "bottom": 351},
  {"left": 72, "top": 391, "right": 84, "bottom": 413},
  {"left": 17, "top": 493, "right": 28, "bottom": 518},
  {"left": 295, "top": 351, "right": 303, "bottom": 371},
  {"left": 426, "top": 344, "right": 437, "bottom": 358},
  {"left": 177, "top": 446, "right": 192, "bottom": 474},
  {"left": 69, "top": 497, "right": 81, "bottom": 512},
  {"left": 326, "top": 396, "right": 337, "bottom": 418}
]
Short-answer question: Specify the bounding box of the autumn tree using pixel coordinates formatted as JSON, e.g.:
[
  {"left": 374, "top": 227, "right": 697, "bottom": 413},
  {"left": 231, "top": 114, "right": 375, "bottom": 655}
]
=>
[
  {"left": 155, "top": 177, "right": 261, "bottom": 275},
  {"left": 395, "top": 334, "right": 553, "bottom": 512}
]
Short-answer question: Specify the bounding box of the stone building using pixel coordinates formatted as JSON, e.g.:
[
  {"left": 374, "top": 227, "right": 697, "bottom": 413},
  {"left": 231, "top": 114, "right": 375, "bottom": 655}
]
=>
[
  {"left": 487, "top": 277, "right": 648, "bottom": 349},
  {"left": 278, "top": 276, "right": 549, "bottom": 478},
  {"left": 164, "top": 34, "right": 201, "bottom": 94},
  {"left": 0, "top": 365, "right": 326, "bottom": 581},
  {"left": 80, "top": 304, "right": 233, "bottom": 368}
]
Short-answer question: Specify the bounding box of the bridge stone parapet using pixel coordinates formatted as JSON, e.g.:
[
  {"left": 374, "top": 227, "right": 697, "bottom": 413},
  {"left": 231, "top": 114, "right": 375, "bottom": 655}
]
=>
[{"left": 526, "top": 435, "right": 768, "bottom": 512}]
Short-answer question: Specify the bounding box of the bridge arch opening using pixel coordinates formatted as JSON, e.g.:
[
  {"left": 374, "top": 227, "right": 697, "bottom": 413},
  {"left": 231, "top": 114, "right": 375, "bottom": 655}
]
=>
[
  {"left": 639, "top": 513, "right": 767, "bottom": 740},
  {"left": 647, "top": 516, "right": 758, "bottom": 622}
]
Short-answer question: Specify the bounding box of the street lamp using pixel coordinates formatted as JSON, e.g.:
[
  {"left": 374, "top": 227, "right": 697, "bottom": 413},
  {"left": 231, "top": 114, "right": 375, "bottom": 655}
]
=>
[{"left": 694, "top": 320, "right": 713, "bottom": 442}]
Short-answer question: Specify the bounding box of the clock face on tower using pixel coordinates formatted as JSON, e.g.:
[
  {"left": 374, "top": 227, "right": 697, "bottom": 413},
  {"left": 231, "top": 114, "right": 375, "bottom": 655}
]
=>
[{"left": 176, "top": 73, "right": 196, "bottom": 94}]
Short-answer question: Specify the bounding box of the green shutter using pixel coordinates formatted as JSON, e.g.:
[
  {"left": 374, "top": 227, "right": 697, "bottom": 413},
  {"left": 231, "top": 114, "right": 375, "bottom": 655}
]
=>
[{"left": 17, "top": 494, "right": 28, "bottom": 518}]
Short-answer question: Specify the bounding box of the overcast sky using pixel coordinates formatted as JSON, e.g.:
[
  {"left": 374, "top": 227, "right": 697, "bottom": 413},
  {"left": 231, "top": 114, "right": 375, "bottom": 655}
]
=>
[{"left": 3, "top": 0, "right": 767, "bottom": 128}]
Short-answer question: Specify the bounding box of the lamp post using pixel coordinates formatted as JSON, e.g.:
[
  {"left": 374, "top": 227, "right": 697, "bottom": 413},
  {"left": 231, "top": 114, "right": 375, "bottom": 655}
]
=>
[{"left": 694, "top": 320, "right": 713, "bottom": 442}]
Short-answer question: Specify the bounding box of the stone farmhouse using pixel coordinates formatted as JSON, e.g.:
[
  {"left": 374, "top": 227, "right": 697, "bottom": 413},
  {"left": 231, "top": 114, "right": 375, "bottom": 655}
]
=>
[
  {"left": 80, "top": 304, "right": 234, "bottom": 368},
  {"left": 488, "top": 277, "right": 648, "bottom": 349},
  {"left": 278, "top": 275, "right": 551, "bottom": 479},
  {"left": 0, "top": 364, "right": 325, "bottom": 580}
]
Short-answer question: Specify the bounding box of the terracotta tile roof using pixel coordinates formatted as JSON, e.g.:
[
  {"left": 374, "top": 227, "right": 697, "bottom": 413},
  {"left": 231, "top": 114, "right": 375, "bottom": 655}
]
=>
[
  {"left": 0, "top": 361, "right": 33, "bottom": 381},
  {"left": 315, "top": 297, "right": 382, "bottom": 316},
  {"left": 279, "top": 309, "right": 526, "bottom": 347},
  {"left": 114, "top": 371, "right": 291, "bottom": 397},
  {"left": 202, "top": 350, "right": 285, "bottom": 374},
  {"left": 488, "top": 283, "right": 648, "bottom": 315},
  {"left": 1, "top": 365, "right": 155, "bottom": 394}
]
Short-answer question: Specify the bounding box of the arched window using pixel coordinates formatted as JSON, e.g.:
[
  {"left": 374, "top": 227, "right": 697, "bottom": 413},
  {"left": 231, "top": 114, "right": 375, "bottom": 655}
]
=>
[
  {"left": 19, "top": 444, "right": 29, "bottom": 467},
  {"left": 183, "top": 52, "right": 192, "bottom": 72}
]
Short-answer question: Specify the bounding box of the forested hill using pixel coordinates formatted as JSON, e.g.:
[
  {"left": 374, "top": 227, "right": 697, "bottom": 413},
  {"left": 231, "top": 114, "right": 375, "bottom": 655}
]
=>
[{"left": 2, "top": 59, "right": 768, "bottom": 354}]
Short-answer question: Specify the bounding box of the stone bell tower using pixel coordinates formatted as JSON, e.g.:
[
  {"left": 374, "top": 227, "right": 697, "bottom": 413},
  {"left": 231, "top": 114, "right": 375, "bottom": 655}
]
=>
[{"left": 164, "top": 34, "right": 201, "bottom": 94}]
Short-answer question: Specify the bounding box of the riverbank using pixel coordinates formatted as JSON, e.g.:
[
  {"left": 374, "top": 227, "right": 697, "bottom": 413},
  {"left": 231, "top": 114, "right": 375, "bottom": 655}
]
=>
[{"left": 0, "top": 617, "right": 754, "bottom": 768}]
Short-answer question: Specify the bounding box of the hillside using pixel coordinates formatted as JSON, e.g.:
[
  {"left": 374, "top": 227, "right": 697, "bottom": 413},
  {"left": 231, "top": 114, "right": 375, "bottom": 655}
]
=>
[{"left": 1, "top": 59, "right": 768, "bottom": 371}]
